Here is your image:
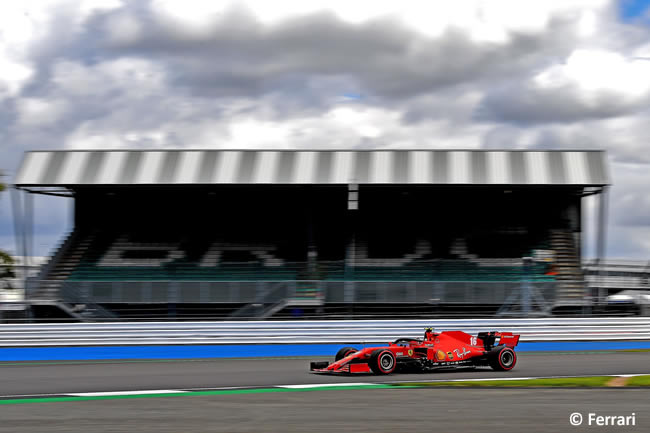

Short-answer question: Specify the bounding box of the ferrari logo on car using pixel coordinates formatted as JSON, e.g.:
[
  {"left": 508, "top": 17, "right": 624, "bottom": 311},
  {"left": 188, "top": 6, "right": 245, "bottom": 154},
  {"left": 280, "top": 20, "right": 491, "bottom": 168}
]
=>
[
  {"left": 408, "top": 349, "right": 413, "bottom": 356},
  {"left": 447, "top": 351, "right": 454, "bottom": 360}
]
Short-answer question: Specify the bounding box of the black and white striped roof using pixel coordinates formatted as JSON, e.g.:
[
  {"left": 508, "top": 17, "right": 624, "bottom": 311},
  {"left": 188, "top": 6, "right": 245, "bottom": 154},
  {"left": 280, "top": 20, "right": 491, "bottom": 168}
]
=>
[{"left": 14, "top": 149, "right": 609, "bottom": 186}]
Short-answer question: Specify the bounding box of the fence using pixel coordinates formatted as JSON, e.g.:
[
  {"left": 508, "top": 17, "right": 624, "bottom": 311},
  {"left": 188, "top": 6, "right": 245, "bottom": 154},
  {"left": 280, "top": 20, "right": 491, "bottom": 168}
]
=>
[
  {"left": 586, "top": 275, "right": 650, "bottom": 290},
  {"left": 36, "top": 280, "right": 560, "bottom": 305},
  {"left": 1, "top": 318, "right": 649, "bottom": 347}
]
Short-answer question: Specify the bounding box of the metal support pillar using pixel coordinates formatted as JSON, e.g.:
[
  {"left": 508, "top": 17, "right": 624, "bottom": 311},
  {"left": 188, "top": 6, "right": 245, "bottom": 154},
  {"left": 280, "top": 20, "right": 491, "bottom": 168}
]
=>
[
  {"left": 24, "top": 190, "right": 33, "bottom": 269},
  {"left": 10, "top": 188, "right": 23, "bottom": 262},
  {"left": 344, "top": 184, "right": 359, "bottom": 312},
  {"left": 306, "top": 188, "right": 318, "bottom": 284},
  {"left": 596, "top": 186, "right": 609, "bottom": 306},
  {"left": 344, "top": 233, "right": 356, "bottom": 304},
  {"left": 344, "top": 184, "right": 359, "bottom": 306},
  {"left": 521, "top": 257, "right": 532, "bottom": 316},
  {"left": 10, "top": 188, "right": 26, "bottom": 290},
  {"left": 10, "top": 187, "right": 37, "bottom": 319}
]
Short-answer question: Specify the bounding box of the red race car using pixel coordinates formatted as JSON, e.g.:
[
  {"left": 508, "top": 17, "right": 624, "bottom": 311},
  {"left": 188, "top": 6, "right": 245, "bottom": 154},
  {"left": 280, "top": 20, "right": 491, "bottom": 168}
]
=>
[{"left": 310, "top": 328, "right": 520, "bottom": 375}]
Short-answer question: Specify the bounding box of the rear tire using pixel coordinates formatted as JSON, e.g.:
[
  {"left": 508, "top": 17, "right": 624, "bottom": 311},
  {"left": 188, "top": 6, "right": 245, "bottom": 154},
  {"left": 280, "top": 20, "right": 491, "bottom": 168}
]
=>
[
  {"left": 335, "top": 346, "right": 358, "bottom": 361},
  {"left": 369, "top": 349, "right": 397, "bottom": 375},
  {"left": 488, "top": 346, "right": 517, "bottom": 371}
]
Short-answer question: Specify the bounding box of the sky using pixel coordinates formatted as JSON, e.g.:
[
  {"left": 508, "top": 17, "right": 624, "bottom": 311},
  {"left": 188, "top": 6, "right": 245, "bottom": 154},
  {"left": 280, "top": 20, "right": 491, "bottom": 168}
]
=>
[{"left": 1, "top": 0, "right": 650, "bottom": 259}]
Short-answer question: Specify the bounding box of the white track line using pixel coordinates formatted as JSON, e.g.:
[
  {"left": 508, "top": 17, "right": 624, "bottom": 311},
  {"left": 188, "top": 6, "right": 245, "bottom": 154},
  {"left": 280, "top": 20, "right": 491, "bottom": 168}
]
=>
[
  {"left": 0, "top": 386, "right": 249, "bottom": 398},
  {"left": 65, "top": 390, "right": 188, "bottom": 397},
  {"left": 3, "top": 374, "right": 650, "bottom": 400},
  {"left": 180, "top": 386, "right": 248, "bottom": 391},
  {"left": 278, "top": 383, "right": 377, "bottom": 389},
  {"left": 0, "top": 392, "right": 83, "bottom": 398}
]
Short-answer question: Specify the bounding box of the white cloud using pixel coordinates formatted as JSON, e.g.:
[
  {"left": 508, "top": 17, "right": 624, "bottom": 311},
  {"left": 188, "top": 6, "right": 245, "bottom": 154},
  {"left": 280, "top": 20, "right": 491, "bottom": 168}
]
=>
[
  {"left": 16, "top": 98, "right": 68, "bottom": 126},
  {"left": 534, "top": 49, "right": 650, "bottom": 101},
  {"left": 228, "top": 120, "right": 292, "bottom": 147},
  {"left": 104, "top": 11, "right": 142, "bottom": 44},
  {"left": 577, "top": 9, "right": 598, "bottom": 37},
  {"left": 481, "top": 47, "right": 650, "bottom": 125},
  {"left": 0, "top": 0, "right": 124, "bottom": 98},
  {"left": 0, "top": 4, "right": 38, "bottom": 98},
  {"left": 0, "top": 58, "right": 33, "bottom": 99}
]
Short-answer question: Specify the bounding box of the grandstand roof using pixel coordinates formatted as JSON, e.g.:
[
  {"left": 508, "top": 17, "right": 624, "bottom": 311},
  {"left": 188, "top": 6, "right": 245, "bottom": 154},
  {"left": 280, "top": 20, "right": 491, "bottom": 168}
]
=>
[{"left": 14, "top": 149, "right": 609, "bottom": 187}]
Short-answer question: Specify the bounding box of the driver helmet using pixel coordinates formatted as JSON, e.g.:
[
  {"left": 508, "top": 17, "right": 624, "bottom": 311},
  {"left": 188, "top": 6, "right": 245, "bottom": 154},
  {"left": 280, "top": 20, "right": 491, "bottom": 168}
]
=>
[{"left": 424, "top": 327, "right": 434, "bottom": 340}]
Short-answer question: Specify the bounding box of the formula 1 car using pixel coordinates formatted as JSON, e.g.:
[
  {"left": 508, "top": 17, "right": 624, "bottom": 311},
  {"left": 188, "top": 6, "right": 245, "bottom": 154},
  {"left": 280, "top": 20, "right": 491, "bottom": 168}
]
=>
[{"left": 310, "top": 328, "right": 520, "bottom": 375}]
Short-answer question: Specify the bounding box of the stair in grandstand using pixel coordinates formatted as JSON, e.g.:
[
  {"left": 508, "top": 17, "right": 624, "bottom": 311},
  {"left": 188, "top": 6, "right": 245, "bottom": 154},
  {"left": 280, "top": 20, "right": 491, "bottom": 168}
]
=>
[
  {"left": 51, "top": 235, "right": 94, "bottom": 279},
  {"left": 21, "top": 231, "right": 117, "bottom": 321},
  {"left": 29, "top": 232, "right": 95, "bottom": 300},
  {"left": 54, "top": 300, "right": 118, "bottom": 321},
  {"left": 25, "top": 285, "right": 118, "bottom": 321},
  {"left": 229, "top": 281, "right": 323, "bottom": 319},
  {"left": 551, "top": 229, "right": 587, "bottom": 305},
  {"left": 34, "top": 279, "right": 118, "bottom": 321}
]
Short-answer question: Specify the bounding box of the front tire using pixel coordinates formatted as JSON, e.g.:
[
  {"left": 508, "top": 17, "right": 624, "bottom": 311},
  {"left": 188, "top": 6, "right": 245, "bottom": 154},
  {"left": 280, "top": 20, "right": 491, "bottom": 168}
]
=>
[
  {"left": 488, "top": 346, "right": 517, "bottom": 371},
  {"left": 335, "top": 346, "right": 358, "bottom": 361},
  {"left": 369, "top": 349, "right": 397, "bottom": 375}
]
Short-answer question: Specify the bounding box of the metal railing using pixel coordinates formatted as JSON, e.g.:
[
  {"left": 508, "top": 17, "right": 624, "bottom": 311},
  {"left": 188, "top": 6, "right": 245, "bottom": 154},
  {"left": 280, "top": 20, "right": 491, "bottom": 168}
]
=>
[
  {"left": 1, "top": 318, "right": 649, "bottom": 346},
  {"left": 586, "top": 275, "right": 650, "bottom": 290},
  {"left": 27, "top": 279, "right": 563, "bottom": 305}
]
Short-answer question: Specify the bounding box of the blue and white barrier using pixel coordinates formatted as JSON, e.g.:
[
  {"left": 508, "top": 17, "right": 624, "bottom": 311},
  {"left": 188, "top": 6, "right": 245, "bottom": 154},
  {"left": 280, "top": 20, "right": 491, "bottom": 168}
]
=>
[
  {"left": 2, "top": 319, "right": 650, "bottom": 361},
  {"left": 2, "top": 318, "right": 650, "bottom": 347},
  {"left": 2, "top": 340, "right": 650, "bottom": 362}
]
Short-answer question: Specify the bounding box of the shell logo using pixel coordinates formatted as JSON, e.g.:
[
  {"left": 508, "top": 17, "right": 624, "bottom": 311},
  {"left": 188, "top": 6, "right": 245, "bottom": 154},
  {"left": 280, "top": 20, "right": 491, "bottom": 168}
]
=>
[{"left": 435, "top": 350, "right": 445, "bottom": 361}]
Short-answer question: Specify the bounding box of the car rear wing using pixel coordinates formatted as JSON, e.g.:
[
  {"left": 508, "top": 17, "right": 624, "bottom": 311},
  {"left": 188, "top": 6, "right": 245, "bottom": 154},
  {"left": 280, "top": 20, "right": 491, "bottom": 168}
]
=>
[{"left": 477, "top": 332, "right": 520, "bottom": 350}]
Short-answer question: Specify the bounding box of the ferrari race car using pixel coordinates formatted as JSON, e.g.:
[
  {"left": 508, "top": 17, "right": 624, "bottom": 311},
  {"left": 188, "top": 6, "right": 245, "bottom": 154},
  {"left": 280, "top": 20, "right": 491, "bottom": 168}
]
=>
[{"left": 310, "top": 328, "right": 520, "bottom": 375}]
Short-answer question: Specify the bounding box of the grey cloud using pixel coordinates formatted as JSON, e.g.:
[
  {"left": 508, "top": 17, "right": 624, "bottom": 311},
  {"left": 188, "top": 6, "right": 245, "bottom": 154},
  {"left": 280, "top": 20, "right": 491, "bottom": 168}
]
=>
[
  {"left": 1, "top": 2, "right": 650, "bottom": 258},
  {"left": 5, "top": 2, "right": 588, "bottom": 134},
  {"left": 614, "top": 193, "right": 650, "bottom": 227},
  {"left": 79, "top": 4, "right": 582, "bottom": 104},
  {"left": 606, "top": 227, "right": 650, "bottom": 258},
  {"left": 477, "top": 82, "right": 648, "bottom": 125},
  {"left": 609, "top": 163, "right": 650, "bottom": 230},
  {"left": 480, "top": 124, "right": 601, "bottom": 151}
]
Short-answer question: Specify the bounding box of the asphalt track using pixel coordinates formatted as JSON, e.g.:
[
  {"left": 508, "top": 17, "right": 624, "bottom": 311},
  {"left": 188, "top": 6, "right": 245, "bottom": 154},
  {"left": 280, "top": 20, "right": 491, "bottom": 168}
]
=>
[
  {"left": 1, "top": 388, "right": 648, "bottom": 433},
  {"left": 1, "top": 351, "right": 649, "bottom": 396}
]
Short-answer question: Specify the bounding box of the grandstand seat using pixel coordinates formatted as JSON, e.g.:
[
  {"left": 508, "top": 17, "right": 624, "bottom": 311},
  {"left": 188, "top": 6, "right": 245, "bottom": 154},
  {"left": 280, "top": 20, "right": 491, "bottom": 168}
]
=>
[{"left": 59, "top": 230, "right": 557, "bottom": 283}]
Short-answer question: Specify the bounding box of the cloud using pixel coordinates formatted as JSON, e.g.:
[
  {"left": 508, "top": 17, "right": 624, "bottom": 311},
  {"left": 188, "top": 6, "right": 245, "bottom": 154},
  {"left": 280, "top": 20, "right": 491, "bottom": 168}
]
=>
[
  {"left": 0, "top": 0, "right": 649, "bottom": 258},
  {"left": 479, "top": 49, "right": 650, "bottom": 124}
]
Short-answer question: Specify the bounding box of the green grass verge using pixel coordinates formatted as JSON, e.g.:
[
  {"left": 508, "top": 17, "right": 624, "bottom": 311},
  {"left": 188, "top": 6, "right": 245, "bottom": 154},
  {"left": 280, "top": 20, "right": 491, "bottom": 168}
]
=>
[
  {"left": 394, "top": 376, "right": 614, "bottom": 388},
  {"left": 625, "top": 375, "right": 650, "bottom": 386}
]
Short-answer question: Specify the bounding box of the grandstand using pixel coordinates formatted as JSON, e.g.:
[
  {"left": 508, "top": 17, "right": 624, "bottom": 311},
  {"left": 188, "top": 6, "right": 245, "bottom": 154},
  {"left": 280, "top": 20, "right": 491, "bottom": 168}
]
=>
[{"left": 11, "top": 149, "right": 609, "bottom": 319}]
